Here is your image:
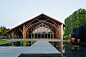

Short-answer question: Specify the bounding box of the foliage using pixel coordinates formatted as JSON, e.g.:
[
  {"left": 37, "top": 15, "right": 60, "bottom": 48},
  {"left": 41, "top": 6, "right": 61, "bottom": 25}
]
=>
[
  {"left": 56, "top": 45, "right": 61, "bottom": 47},
  {"left": 24, "top": 41, "right": 27, "bottom": 46},
  {"left": 0, "top": 26, "right": 10, "bottom": 36},
  {"left": 63, "top": 36, "right": 71, "bottom": 40},
  {"left": 20, "top": 40, "right": 23, "bottom": 46},
  {"left": 0, "top": 40, "right": 15, "bottom": 44},
  {"left": 64, "top": 8, "right": 86, "bottom": 35}
]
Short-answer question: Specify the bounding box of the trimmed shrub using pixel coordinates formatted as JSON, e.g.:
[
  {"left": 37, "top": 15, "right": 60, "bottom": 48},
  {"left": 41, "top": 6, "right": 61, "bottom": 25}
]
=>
[{"left": 63, "top": 36, "right": 71, "bottom": 40}]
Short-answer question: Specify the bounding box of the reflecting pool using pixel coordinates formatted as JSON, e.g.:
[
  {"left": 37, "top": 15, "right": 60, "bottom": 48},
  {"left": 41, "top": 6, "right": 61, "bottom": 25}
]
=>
[
  {"left": 50, "top": 42, "right": 86, "bottom": 57},
  {"left": 0, "top": 41, "right": 35, "bottom": 46},
  {"left": 0, "top": 41, "right": 86, "bottom": 57}
]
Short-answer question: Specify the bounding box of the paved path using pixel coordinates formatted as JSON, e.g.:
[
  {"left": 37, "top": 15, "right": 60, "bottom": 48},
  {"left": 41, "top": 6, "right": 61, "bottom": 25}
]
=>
[
  {"left": 30, "top": 39, "right": 60, "bottom": 54},
  {"left": 0, "top": 39, "right": 61, "bottom": 57}
]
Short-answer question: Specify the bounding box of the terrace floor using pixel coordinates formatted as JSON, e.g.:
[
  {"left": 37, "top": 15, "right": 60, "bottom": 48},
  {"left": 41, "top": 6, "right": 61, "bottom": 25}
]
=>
[{"left": 0, "top": 39, "right": 66, "bottom": 57}]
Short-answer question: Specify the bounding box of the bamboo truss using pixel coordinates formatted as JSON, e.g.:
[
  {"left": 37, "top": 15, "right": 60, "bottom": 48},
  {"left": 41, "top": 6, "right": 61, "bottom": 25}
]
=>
[{"left": 6, "top": 14, "right": 65, "bottom": 39}]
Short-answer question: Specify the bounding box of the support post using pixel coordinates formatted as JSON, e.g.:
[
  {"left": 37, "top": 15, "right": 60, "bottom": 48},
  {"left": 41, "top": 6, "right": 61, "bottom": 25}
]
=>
[
  {"left": 19, "top": 34, "right": 20, "bottom": 39},
  {"left": 26, "top": 31, "right": 29, "bottom": 39},
  {"left": 37, "top": 27, "right": 38, "bottom": 39},
  {"left": 44, "top": 26, "right": 45, "bottom": 39},
  {"left": 47, "top": 27, "right": 48, "bottom": 38},
  {"left": 61, "top": 24, "right": 63, "bottom": 40},
  {"left": 23, "top": 24, "right": 26, "bottom": 39},
  {"left": 34, "top": 33, "right": 35, "bottom": 39},
  {"left": 52, "top": 33, "right": 54, "bottom": 39},
  {"left": 34, "top": 29, "right": 35, "bottom": 39},
  {"left": 15, "top": 33, "right": 16, "bottom": 39},
  {"left": 50, "top": 33, "right": 51, "bottom": 39},
  {"left": 31, "top": 33, "right": 32, "bottom": 38},
  {"left": 41, "top": 27, "right": 42, "bottom": 38},
  {"left": 53, "top": 33, "right": 55, "bottom": 39},
  {"left": 17, "top": 33, "right": 18, "bottom": 39},
  {"left": 12, "top": 31, "right": 14, "bottom": 39}
]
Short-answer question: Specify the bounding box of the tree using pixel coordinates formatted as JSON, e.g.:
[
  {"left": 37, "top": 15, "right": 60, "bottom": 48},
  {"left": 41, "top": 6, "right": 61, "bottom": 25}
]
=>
[
  {"left": 0, "top": 26, "right": 10, "bottom": 40},
  {"left": 64, "top": 8, "right": 86, "bottom": 36}
]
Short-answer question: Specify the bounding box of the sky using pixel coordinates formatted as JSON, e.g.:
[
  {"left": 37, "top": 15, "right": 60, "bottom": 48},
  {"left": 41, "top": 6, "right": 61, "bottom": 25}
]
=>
[{"left": 0, "top": 0, "right": 86, "bottom": 29}]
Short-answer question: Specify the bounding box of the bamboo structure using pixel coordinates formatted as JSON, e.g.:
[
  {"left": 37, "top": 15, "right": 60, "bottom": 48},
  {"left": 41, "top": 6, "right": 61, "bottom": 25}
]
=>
[{"left": 6, "top": 14, "right": 66, "bottom": 40}]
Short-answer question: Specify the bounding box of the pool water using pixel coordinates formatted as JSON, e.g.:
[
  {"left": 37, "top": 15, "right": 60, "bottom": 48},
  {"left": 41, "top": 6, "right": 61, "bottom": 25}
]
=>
[
  {"left": 0, "top": 41, "right": 86, "bottom": 57},
  {"left": 50, "top": 42, "right": 86, "bottom": 57},
  {"left": 0, "top": 41, "right": 35, "bottom": 46},
  {"left": 19, "top": 54, "right": 62, "bottom": 57}
]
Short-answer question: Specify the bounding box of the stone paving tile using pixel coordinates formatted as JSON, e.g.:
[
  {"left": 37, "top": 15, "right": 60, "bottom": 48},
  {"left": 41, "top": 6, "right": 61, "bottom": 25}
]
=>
[
  {"left": 0, "top": 54, "right": 21, "bottom": 57},
  {"left": 29, "top": 40, "right": 60, "bottom": 54}
]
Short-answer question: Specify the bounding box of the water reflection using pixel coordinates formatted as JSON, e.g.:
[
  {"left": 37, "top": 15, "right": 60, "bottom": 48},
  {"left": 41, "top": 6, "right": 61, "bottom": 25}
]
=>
[
  {"left": 0, "top": 41, "right": 35, "bottom": 46},
  {"left": 49, "top": 42, "right": 64, "bottom": 56},
  {"left": 71, "top": 44, "right": 86, "bottom": 57},
  {"left": 50, "top": 42, "right": 86, "bottom": 57},
  {"left": 0, "top": 41, "right": 86, "bottom": 57}
]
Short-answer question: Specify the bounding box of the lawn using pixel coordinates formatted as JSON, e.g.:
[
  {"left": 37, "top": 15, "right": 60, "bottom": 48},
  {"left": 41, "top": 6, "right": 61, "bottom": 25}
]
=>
[{"left": 0, "top": 40, "right": 15, "bottom": 44}]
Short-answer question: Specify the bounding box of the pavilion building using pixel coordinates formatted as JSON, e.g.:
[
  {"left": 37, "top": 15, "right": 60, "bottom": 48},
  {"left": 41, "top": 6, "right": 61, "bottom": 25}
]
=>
[{"left": 6, "top": 14, "right": 66, "bottom": 40}]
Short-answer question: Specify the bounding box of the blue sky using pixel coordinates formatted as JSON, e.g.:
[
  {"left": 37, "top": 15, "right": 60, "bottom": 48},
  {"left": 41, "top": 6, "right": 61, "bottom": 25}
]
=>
[{"left": 0, "top": 0, "right": 86, "bottom": 29}]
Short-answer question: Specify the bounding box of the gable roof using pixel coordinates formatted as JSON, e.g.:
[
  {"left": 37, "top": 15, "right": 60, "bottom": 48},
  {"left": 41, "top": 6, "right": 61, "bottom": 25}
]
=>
[{"left": 6, "top": 13, "right": 66, "bottom": 33}]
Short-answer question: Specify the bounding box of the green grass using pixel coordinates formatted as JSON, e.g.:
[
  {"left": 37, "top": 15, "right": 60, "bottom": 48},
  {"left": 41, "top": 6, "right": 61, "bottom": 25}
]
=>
[{"left": 0, "top": 40, "right": 15, "bottom": 44}]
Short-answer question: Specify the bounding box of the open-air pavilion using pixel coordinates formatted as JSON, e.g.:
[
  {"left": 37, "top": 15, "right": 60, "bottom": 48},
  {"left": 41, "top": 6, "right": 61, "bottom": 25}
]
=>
[{"left": 6, "top": 14, "right": 66, "bottom": 40}]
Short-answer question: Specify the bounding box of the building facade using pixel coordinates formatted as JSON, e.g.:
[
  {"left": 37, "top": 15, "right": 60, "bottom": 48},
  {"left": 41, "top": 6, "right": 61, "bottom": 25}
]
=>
[{"left": 6, "top": 14, "right": 66, "bottom": 39}]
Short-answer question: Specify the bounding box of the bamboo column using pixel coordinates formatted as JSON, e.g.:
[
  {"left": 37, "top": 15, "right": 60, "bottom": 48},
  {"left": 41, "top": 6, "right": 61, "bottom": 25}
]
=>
[
  {"left": 53, "top": 29, "right": 54, "bottom": 39},
  {"left": 44, "top": 26, "right": 45, "bottom": 39},
  {"left": 57, "top": 25, "right": 61, "bottom": 39},
  {"left": 52, "top": 29, "right": 54, "bottom": 39},
  {"left": 17, "top": 33, "right": 18, "bottom": 39},
  {"left": 26, "top": 31, "right": 29, "bottom": 39},
  {"left": 34, "top": 28, "right": 35, "bottom": 39},
  {"left": 37, "top": 26, "right": 38, "bottom": 39},
  {"left": 12, "top": 31, "right": 14, "bottom": 39},
  {"left": 47, "top": 27, "right": 48, "bottom": 38},
  {"left": 23, "top": 24, "right": 26, "bottom": 39},
  {"left": 31, "top": 33, "right": 32, "bottom": 38},
  {"left": 19, "top": 34, "right": 20, "bottom": 39},
  {"left": 42, "top": 23, "right": 43, "bottom": 38},
  {"left": 49, "top": 27, "right": 51, "bottom": 39},
  {"left": 51, "top": 29, "right": 53, "bottom": 39},
  {"left": 40, "top": 27, "right": 42, "bottom": 38},
  {"left": 15, "top": 33, "right": 16, "bottom": 39},
  {"left": 31, "top": 29, "right": 32, "bottom": 38},
  {"left": 53, "top": 29, "right": 55, "bottom": 39}
]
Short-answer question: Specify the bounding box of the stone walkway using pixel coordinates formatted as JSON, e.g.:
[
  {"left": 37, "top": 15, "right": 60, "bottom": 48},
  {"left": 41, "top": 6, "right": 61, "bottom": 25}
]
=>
[
  {"left": 30, "top": 40, "right": 60, "bottom": 54},
  {"left": 0, "top": 39, "right": 61, "bottom": 57}
]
